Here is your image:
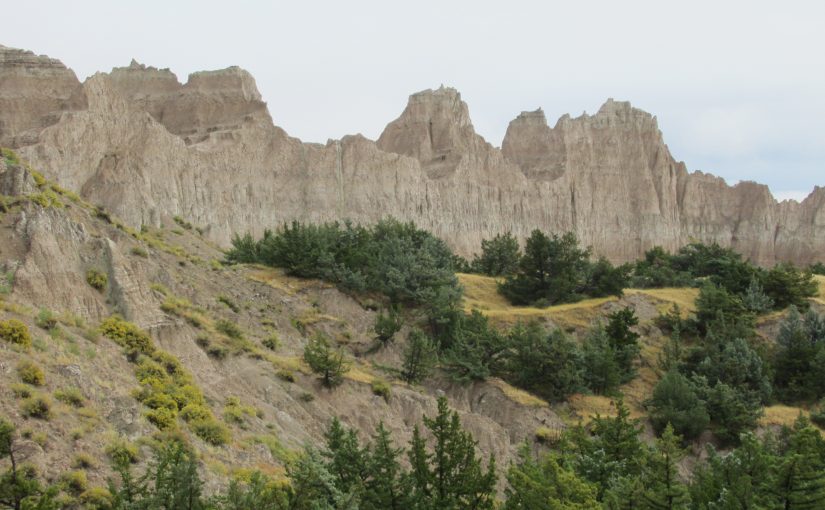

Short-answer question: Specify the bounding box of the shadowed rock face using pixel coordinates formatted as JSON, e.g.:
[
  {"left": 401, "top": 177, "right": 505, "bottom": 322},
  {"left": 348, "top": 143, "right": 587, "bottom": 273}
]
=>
[{"left": 2, "top": 45, "right": 823, "bottom": 265}]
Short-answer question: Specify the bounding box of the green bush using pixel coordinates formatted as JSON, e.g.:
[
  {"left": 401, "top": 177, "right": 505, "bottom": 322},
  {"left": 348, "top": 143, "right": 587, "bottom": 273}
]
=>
[
  {"left": 262, "top": 333, "right": 279, "bottom": 351},
  {"left": 0, "top": 319, "right": 32, "bottom": 347},
  {"left": 10, "top": 383, "right": 32, "bottom": 398},
  {"left": 190, "top": 418, "right": 230, "bottom": 446},
  {"left": 649, "top": 371, "right": 709, "bottom": 440},
  {"left": 86, "top": 268, "right": 108, "bottom": 291},
  {"left": 60, "top": 470, "right": 88, "bottom": 495},
  {"left": 145, "top": 407, "right": 178, "bottom": 430},
  {"left": 35, "top": 308, "right": 57, "bottom": 330},
  {"left": 130, "top": 246, "right": 149, "bottom": 258},
  {"left": 78, "top": 487, "right": 113, "bottom": 509},
  {"left": 217, "top": 295, "right": 240, "bottom": 313},
  {"left": 215, "top": 319, "right": 244, "bottom": 340},
  {"left": 180, "top": 403, "right": 212, "bottom": 423},
  {"left": 99, "top": 315, "right": 154, "bottom": 357},
  {"left": 106, "top": 438, "right": 140, "bottom": 465},
  {"left": 371, "top": 379, "right": 391, "bottom": 401},
  {"left": 72, "top": 453, "right": 96, "bottom": 469},
  {"left": 54, "top": 387, "right": 84, "bottom": 407},
  {"left": 277, "top": 369, "right": 295, "bottom": 382},
  {"left": 17, "top": 360, "right": 45, "bottom": 386},
  {"left": 21, "top": 394, "right": 52, "bottom": 419}
]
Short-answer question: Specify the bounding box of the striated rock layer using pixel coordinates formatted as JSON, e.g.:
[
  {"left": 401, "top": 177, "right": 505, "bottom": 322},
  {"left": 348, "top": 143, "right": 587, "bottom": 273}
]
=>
[{"left": 1, "top": 45, "right": 823, "bottom": 265}]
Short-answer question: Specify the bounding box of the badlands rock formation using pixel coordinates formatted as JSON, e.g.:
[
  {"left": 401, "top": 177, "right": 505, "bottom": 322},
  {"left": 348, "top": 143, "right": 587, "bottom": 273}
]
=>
[{"left": 1, "top": 45, "right": 823, "bottom": 265}]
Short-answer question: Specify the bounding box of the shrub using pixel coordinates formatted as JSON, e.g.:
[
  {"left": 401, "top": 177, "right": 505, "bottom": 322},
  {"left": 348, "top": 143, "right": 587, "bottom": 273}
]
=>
[
  {"left": 303, "top": 333, "right": 349, "bottom": 388},
  {"left": 371, "top": 379, "right": 392, "bottom": 401},
  {"left": 215, "top": 319, "right": 243, "bottom": 340},
  {"left": 54, "top": 387, "right": 84, "bottom": 407},
  {"left": 61, "top": 470, "right": 88, "bottom": 495},
  {"left": 145, "top": 407, "right": 178, "bottom": 430},
  {"left": 374, "top": 307, "right": 403, "bottom": 345},
  {"left": 649, "top": 371, "right": 709, "bottom": 440},
  {"left": 0, "top": 319, "right": 32, "bottom": 347},
  {"left": 262, "top": 333, "right": 279, "bottom": 351},
  {"left": 277, "top": 369, "right": 295, "bottom": 382},
  {"left": 79, "top": 487, "right": 113, "bottom": 509},
  {"left": 535, "top": 426, "right": 562, "bottom": 445},
  {"left": 10, "top": 383, "right": 32, "bottom": 398},
  {"left": 86, "top": 268, "right": 108, "bottom": 291},
  {"left": 130, "top": 246, "right": 149, "bottom": 258},
  {"left": 217, "top": 295, "right": 240, "bottom": 313},
  {"left": 72, "top": 452, "right": 96, "bottom": 469},
  {"left": 190, "top": 418, "right": 230, "bottom": 446},
  {"left": 35, "top": 308, "right": 57, "bottom": 330},
  {"left": 180, "top": 403, "right": 212, "bottom": 423},
  {"left": 21, "top": 394, "right": 52, "bottom": 419},
  {"left": 207, "top": 345, "right": 228, "bottom": 360},
  {"left": 17, "top": 360, "right": 45, "bottom": 386},
  {"left": 298, "top": 392, "right": 315, "bottom": 403},
  {"left": 106, "top": 438, "right": 140, "bottom": 465},
  {"left": 99, "top": 315, "right": 154, "bottom": 357}
]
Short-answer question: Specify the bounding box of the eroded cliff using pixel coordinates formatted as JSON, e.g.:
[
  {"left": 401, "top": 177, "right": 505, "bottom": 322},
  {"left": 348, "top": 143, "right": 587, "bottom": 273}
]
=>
[{"left": 2, "top": 45, "right": 823, "bottom": 265}]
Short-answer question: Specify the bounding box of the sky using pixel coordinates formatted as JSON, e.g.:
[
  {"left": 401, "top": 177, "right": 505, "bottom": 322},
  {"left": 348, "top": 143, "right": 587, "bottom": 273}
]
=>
[{"left": 3, "top": 0, "right": 823, "bottom": 201}]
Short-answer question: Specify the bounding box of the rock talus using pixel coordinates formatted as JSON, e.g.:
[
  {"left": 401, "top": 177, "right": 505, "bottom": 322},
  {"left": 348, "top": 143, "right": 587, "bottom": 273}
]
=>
[{"left": 1, "top": 45, "right": 823, "bottom": 265}]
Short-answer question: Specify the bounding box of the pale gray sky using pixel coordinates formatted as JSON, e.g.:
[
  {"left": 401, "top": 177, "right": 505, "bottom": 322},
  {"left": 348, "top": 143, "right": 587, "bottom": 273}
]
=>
[{"left": 4, "top": 0, "right": 823, "bottom": 200}]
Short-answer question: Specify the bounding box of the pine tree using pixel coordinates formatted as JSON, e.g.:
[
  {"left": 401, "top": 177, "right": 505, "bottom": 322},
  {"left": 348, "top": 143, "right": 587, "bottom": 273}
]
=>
[
  {"left": 640, "top": 424, "right": 690, "bottom": 509},
  {"left": 323, "top": 418, "right": 367, "bottom": 496},
  {"left": 303, "top": 333, "right": 349, "bottom": 388},
  {"left": 471, "top": 232, "right": 521, "bottom": 276},
  {"left": 444, "top": 310, "right": 508, "bottom": 382},
  {"left": 401, "top": 329, "right": 437, "bottom": 384},
  {"left": 0, "top": 419, "right": 58, "bottom": 510},
  {"left": 605, "top": 307, "right": 641, "bottom": 381},
  {"left": 289, "top": 447, "right": 359, "bottom": 510},
  {"left": 407, "top": 397, "right": 497, "bottom": 509},
  {"left": 581, "top": 324, "right": 622, "bottom": 395},
  {"left": 503, "top": 443, "right": 599, "bottom": 510},
  {"left": 374, "top": 306, "right": 403, "bottom": 346},
  {"left": 743, "top": 276, "right": 774, "bottom": 313},
  {"left": 770, "top": 417, "right": 825, "bottom": 510},
  {"left": 649, "top": 371, "right": 709, "bottom": 440},
  {"left": 362, "top": 422, "right": 411, "bottom": 510}
]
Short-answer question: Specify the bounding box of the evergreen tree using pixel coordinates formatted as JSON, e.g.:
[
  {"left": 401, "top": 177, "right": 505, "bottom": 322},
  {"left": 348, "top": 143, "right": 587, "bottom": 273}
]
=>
[
  {"left": 444, "top": 311, "right": 508, "bottom": 382},
  {"left": 374, "top": 306, "right": 403, "bottom": 346},
  {"left": 773, "top": 306, "right": 821, "bottom": 402},
  {"left": 742, "top": 276, "right": 774, "bottom": 313},
  {"left": 640, "top": 424, "right": 690, "bottom": 510},
  {"left": 762, "top": 263, "right": 819, "bottom": 311},
  {"left": 605, "top": 307, "right": 641, "bottom": 381},
  {"left": 694, "top": 281, "right": 753, "bottom": 335},
  {"left": 303, "top": 333, "right": 349, "bottom": 388},
  {"left": 503, "top": 322, "right": 582, "bottom": 402},
  {"left": 217, "top": 471, "right": 290, "bottom": 510},
  {"left": 503, "top": 444, "right": 599, "bottom": 510},
  {"left": 323, "top": 418, "right": 368, "bottom": 496},
  {"left": 289, "top": 448, "right": 358, "bottom": 510},
  {"left": 401, "top": 329, "right": 437, "bottom": 384},
  {"left": 581, "top": 324, "right": 622, "bottom": 395},
  {"left": 689, "top": 432, "right": 775, "bottom": 510},
  {"left": 362, "top": 423, "right": 411, "bottom": 510},
  {"left": 499, "top": 230, "right": 591, "bottom": 306},
  {"left": 770, "top": 417, "right": 825, "bottom": 509},
  {"left": 0, "top": 419, "right": 58, "bottom": 510},
  {"left": 407, "top": 397, "right": 497, "bottom": 509},
  {"left": 648, "top": 371, "right": 709, "bottom": 440},
  {"left": 471, "top": 232, "right": 521, "bottom": 276}
]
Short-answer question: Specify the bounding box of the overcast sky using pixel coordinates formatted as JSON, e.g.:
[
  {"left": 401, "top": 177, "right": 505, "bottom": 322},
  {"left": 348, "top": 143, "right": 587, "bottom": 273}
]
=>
[{"left": 4, "top": 0, "right": 823, "bottom": 201}]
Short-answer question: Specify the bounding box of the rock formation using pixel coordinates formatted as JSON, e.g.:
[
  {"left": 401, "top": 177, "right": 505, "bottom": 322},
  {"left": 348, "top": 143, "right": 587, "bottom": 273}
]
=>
[{"left": 1, "top": 44, "right": 823, "bottom": 265}]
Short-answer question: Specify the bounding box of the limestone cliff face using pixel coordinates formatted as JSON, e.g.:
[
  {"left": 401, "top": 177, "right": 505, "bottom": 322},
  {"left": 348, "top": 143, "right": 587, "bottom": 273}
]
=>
[{"left": 2, "top": 45, "right": 823, "bottom": 265}]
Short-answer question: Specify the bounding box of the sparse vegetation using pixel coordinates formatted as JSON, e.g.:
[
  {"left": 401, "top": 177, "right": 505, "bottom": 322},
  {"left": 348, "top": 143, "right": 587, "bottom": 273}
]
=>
[
  {"left": 17, "top": 360, "right": 45, "bottom": 386},
  {"left": 217, "top": 295, "right": 240, "bottom": 313},
  {"left": 85, "top": 268, "right": 108, "bottom": 291},
  {"left": 0, "top": 318, "right": 32, "bottom": 347},
  {"left": 21, "top": 394, "right": 52, "bottom": 419}
]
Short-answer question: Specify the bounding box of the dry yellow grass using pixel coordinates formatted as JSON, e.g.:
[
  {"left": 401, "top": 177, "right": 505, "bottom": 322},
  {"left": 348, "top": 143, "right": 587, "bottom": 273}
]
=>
[
  {"left": 489, "top": 378, "right": 549, "bottom": 408},
  {"left": 457, "top": 273, "right": 616, "bottom": 327},
  {"left": 246, "top": 266, "right": 328, "bottom": 295},
  {"left": 760, "top": 405, "right": 810, "bottom": 428},
  {"left": 345, "top": 364, "right": 378, "bottom": 384},
  {"left": 814, "top": 275, "right": 825, "bottom": 305},
  {"left": 625, "top": 288, "right": 699, "bottom": 315}
]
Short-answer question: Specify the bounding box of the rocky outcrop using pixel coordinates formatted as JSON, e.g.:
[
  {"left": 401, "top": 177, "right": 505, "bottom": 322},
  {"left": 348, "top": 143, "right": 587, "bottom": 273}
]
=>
[
  {"left": 1, "top": 45, "right": 823, "bottom": 265},
  {"left": 0, "top": 45, "right": 87, "bottom": 147}
]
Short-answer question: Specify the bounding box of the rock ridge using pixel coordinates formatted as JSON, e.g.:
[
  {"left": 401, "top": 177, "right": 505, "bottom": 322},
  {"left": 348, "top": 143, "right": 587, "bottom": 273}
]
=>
[{"left": 1, "top": 45, "right": 823, "bottom": 266}]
